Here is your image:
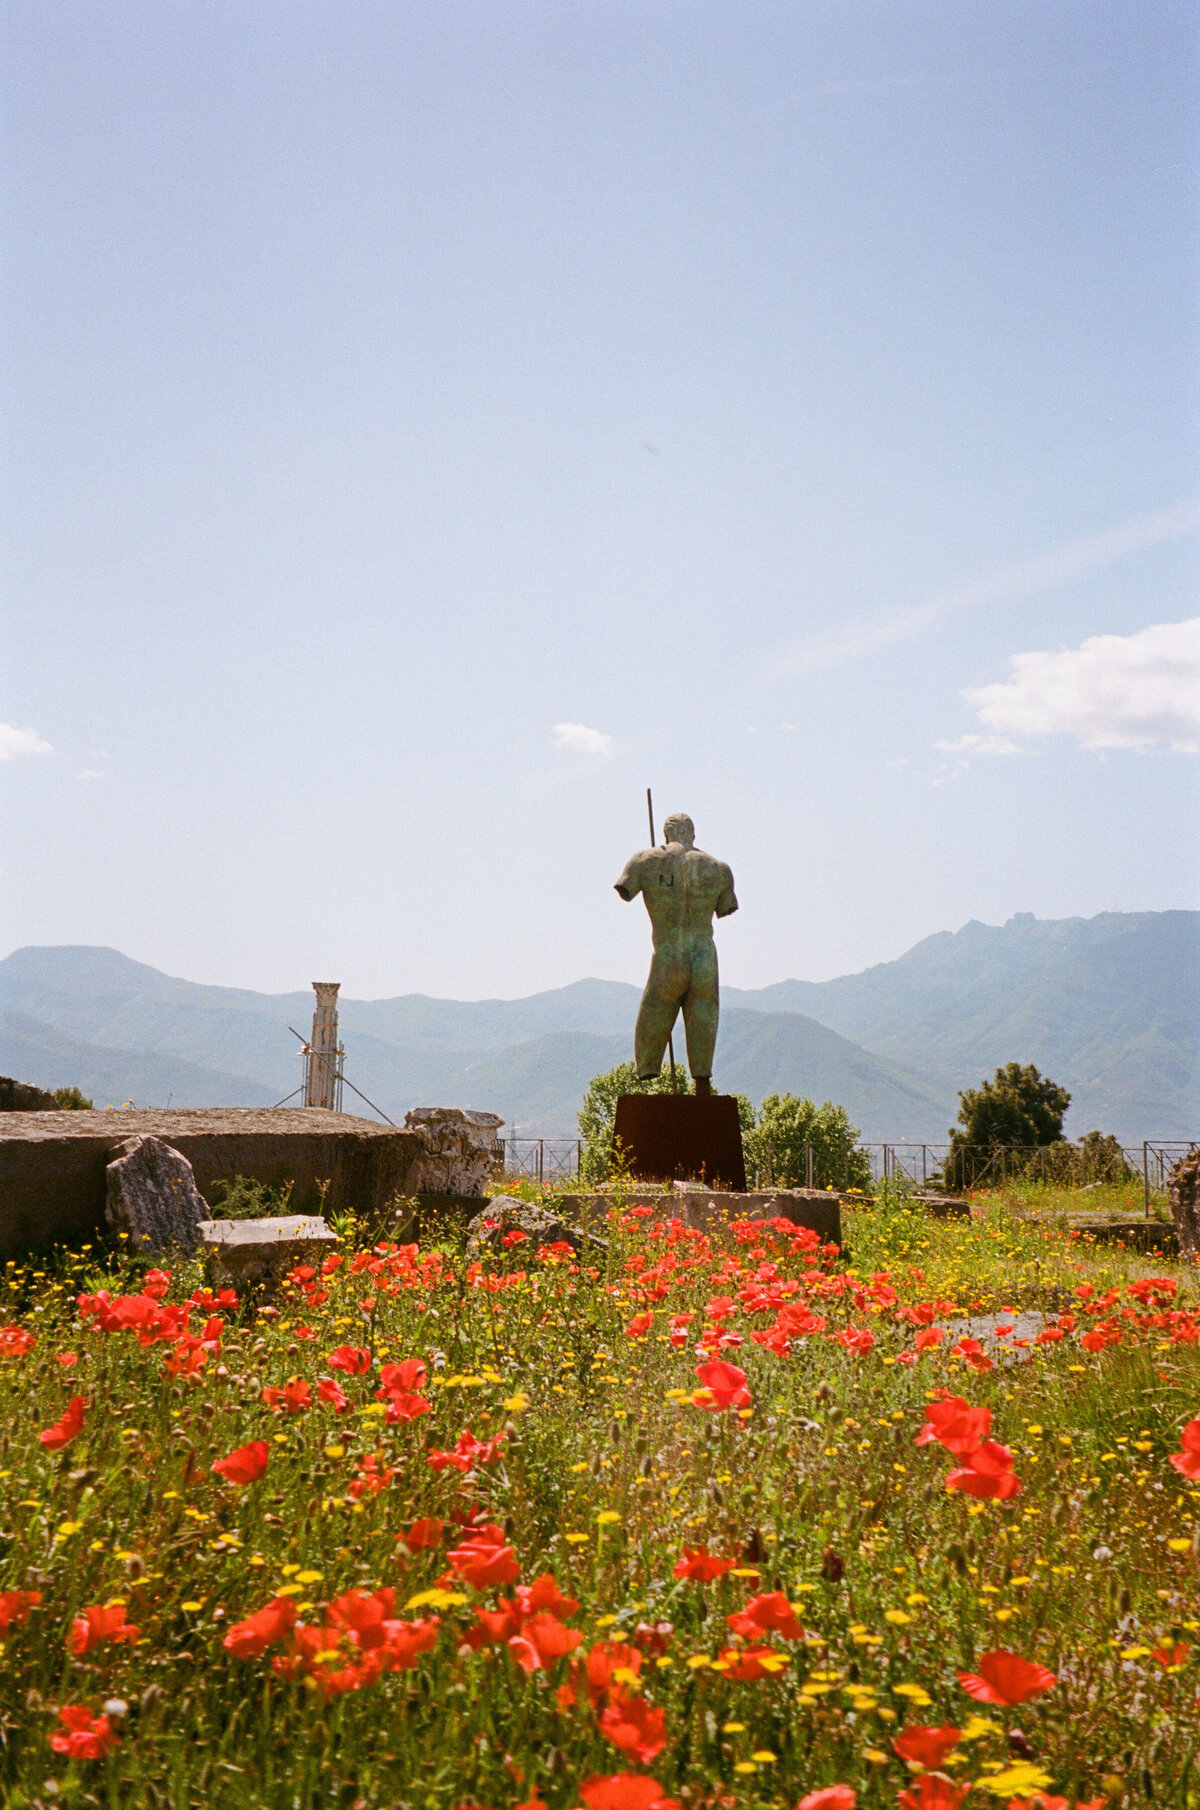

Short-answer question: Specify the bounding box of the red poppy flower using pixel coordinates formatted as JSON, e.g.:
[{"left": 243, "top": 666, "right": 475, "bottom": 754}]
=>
[
  {"left": 447, "top": 1532, "right": 521, "bottom": 1588},
  {"left": 945, "top": 1441, "right": 1022, "bottom": 1500},
  {"left": 0, "top": 1326, "right": 36, "bottom": 1358},
  {"left": 348, "top": 1453, "right": 396, "bottom": 1498},
  {"left": 507, "top": 1611, "right": 583, "bottom": 1672},
  {"left": 835, "top": 1327, "right": 875, "bottom": 1354},
  {"left": 327, "top": 1345, "right": 371, "bottom": 1375},
  {"left": 223, "top": 1595, "right": 298, "bottom": 1658},
  {"left": 892, "top": 1724, "right": 962, "bottom": 1768},
  {"left": 521, "top": 1573, "right": 580, "bottom": 1618},
  {"left": 379, "top": 1358, "right": 427, "bottom": 1394},
  {"left": 317, "top": 1377, "right": 352, "bottom": 1413},
  {"left": 385, "top": 1391, "right": 432, "bottom": 1424},
  {"left": 717, "top": 1644, "right": 789, "bottom": 1680},
  {"left": 579, "top": 1777, "right": 681, "bottom": 1810},
  {"left": 1169, "top": 1418, "right": 1200, "bottom": 1480},
  {"left": 797, "top": 1790, "right": 856, "bottom": 1810},
  {"left": 1150, "top": 1641, "right": 1190, "bottom": 1667},
  {"left": 262, "top": 1378, "right": 312, "bottom": 1413},
  {"left": 502, "top": 1228, "right": 529, "bottom": 1246},
  {"left": 914, "top": 1327, "right": 946, "bottom": 1352},
  {"left": 0, "top": 1589, "right": 41, "bottom": 1631},
  {"left": 50, "top": 1705, "right": 121, "bottom": 1760},
  {"left": 673, "top": 1546, "right": 734, "bottom": 1582},
  {"left": 726, "top": 1592, "right": 804, "bottom": 1641},
  {"left": 949, "top": 1338, "right": 994, "bottom": 1373},
  {"left": 692, "top": 1360, "right": 751, "bottom": 1412},
  {"left": 211, "top": 1440, "right": 269, "bottom": 1485},
  {"left": 404, "top": 1517, "right": 445, "bottom": 1549},
  {"left": 584, "top": 1641, "right": 643, "bottom": 1702},
  {"left": 69, "top": 1604, "right": 141, "bottom": 1654},
  {"left": 326, "top": 1587, "right": 397, "bottom": 1649},
  {"left": 915, "top": 1396, "right": 992, "bottom": 1456},
  {"left": 957, "top": 1650, "right": 1057, "bottom": 1705},
  {"left": 626, "top": 1313, "right": 655, "bottom": 1339},
  {"left": 897, "top": 1777, "right": 967, "bottom": 1810},
  {"left": 427, "top": 1428, "right": 504, "bottom": 1472},
  {"left": 39, "top": 1394, "right": 88, "bottom": 1450},
  {"left": 598, "top": 1689, "right": 669, "bottom": 1762}
]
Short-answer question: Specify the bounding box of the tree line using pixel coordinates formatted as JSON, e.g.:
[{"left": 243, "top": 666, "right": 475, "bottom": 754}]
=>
[{"left": 577, "top": 1058, "right": 1133, "bottom": 1193}]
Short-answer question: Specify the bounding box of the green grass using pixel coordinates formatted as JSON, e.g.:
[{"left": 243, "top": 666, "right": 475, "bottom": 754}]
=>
[{"left": 0, "top": 1196, "right": 1197, "bottom": 1809}]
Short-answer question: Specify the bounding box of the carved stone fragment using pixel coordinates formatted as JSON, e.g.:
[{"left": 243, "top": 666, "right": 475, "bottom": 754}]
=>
[{"left": 104, "top": 1135, "right": 208, "bottom": 1256}]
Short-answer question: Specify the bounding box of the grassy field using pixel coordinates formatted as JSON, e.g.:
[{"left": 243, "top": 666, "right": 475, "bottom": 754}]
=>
[{"left": 0, "top": 1187, "right": 1196, "bottom": 1809}]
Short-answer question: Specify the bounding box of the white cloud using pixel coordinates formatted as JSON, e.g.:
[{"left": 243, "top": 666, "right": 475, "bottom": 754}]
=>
[
  {"left": 774, "top": 495, "right": 1200, "bottom": 676},
  {"left": 0, "top": 722, "right": 52, "bottom": 761},
  {"left": 932, "top": 732, "right": 1021, "bottom": 756},
  {"left": 965, "top": 617, "right": 1200, "bottom": 753},
  {"left": 75, "top": 768, "right": 105, "bottom": 781},
  {"left": 552, "top": 721, "right": 614, "bottom": 758}
]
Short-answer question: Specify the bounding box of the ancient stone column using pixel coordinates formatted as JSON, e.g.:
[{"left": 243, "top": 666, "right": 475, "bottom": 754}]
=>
[{"left": 306, "top": 982, "right": 342, "bottom": 1110}]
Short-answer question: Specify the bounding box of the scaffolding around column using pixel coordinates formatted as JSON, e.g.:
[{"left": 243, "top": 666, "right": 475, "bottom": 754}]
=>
[{"left": 303, "top": 981, "right": 345, "bottom": 1111}]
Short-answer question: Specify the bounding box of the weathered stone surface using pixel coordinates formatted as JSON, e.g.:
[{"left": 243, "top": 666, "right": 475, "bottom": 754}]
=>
[
  {"left": 0, "top": 1108, "right": 425, "bottom": 1256},
  {"left": 1169, "top": 1147, "right": 1200, "bottom": 1257},
  {"left": 0, "top": 1075, "right": 57, "bottom": 1112},
  {"left": 105, "top": 1136, "right": 208, "bottom": 1256},
  {"left": 198, "top": 1215, "right": 338, "bottom": 1292},
  {"left": 912, "top": 1192, "right": 971, "bottom": 1221},
  {"left": 555, "top": 1188, "right": 843, "bottom": 1249},
  {"left": 465, "top": 1196, "right": 602, "bottom": 1259},
  {"left": 403, "top": 1108, "right": 503, "bottom": 1198}
]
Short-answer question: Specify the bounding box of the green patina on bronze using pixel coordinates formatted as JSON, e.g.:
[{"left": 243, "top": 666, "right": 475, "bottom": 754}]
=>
[{"left": 614, "top": 812, "right": 737, "bottom": 1093}]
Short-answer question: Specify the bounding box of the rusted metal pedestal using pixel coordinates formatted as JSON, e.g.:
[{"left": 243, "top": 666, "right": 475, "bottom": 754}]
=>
[{"left": 612, "top": 1094, "right": 747, "bottom": 1192}]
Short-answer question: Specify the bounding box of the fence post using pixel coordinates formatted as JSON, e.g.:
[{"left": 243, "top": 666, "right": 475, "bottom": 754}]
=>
[
  {"left": 806, "top": 1144, "right": 814, "bottom": 1189},
  {"left": 1144, "top": 1141, "right": 1150, "bottom": 1218}
]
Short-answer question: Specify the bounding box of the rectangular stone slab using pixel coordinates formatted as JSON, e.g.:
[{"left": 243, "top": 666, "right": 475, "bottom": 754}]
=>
[
  {"left": 0, "top": 1108, "right": 424, "bottom": 1256},
  {"left": 555, "top": 1188, "right": 842, "bottom": 1248},
  {"left": 198, "top": 1215, "right": 339, "bottom": 1291}
]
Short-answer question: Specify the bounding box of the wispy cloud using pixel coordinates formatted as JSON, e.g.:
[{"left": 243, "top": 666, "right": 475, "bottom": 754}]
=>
[
  {"left": 933, "top": 732, "right": 1021, "bottom": 757},
  {"left": 964, "top": 617, "right": 1200, "bottom": 754},
  {"left": 552, "top": 721, "right": 614, "bottom": 758},
  {"left": 75, "top": 768, "right": 106, "bottom": 781},
  {"left": 0, "top": 722, "right": 52, "bottom": 761},
  {"left": 774, "top": 497, "right": 1200, "bottom": 677}
]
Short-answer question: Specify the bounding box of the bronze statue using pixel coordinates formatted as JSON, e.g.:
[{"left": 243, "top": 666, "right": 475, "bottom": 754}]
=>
[{"left": 614, "top": 813, "right": 737, "bottom": 1096}]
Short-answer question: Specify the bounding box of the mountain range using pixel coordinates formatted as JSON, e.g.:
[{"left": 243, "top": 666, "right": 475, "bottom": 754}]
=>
[{"left": 0, "top": 910, "right": 1195, "bottom": 1142}]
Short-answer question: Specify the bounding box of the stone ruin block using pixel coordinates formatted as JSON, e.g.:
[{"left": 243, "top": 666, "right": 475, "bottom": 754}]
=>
[
  {"left": 403, "top": 1107, "right": 504, "bottom": 1198},
  {"left": 105, "top": 1135, "right": 208, "bottom": 1257},
  {"left": 197, "top": 1216, "right": 339, "bottom": 1293},
  {"left": 1170, "top": 1147, "right": 1200, "bottom": 1257},
  {"left": 464, "top": 1195, "right": 606, "bottom": 1260}
]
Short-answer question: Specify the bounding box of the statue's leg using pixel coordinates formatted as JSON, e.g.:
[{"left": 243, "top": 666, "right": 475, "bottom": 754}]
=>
[
  {"left": 634, "top": 954, "right": 686, "bottom": 1079},
  {"left": 681, "top": 941, "right": 719, "bottom": 1086}
]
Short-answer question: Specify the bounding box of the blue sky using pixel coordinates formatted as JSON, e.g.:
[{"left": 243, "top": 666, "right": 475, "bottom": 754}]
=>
[{"left": 2, "top": 2, "right": 1198, "bottom": 999}]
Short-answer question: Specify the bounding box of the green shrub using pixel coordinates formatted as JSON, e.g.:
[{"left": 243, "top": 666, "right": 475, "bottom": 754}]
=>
[
  {"left": 52, "top": 1085, "right": 93, "bottom": 1110},
  {"left": 206, "top": 1174, "right": 296, "bottom": 1219},
  {"left": 747, "top": 1093, "right": 870, "bottom": 1191}
]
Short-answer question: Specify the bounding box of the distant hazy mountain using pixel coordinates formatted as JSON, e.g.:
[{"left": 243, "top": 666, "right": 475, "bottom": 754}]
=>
[
  {"left": 0, "top": 911, "right": 1194, "bottom": 1140},
  {"left": 0, "top": 1008, "right": 277, "bottom": 1111},
  {"left": 727, "top": 911, "right": 1199, "bottom": 1139}
]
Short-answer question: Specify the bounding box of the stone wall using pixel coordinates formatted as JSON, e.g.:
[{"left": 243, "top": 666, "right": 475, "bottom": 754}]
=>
[{"left": 0, "top": 1107, "right": 426, "bottom": 1257}]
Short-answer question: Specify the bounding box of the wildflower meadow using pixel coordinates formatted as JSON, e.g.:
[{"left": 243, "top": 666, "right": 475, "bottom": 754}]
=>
[{"left": 0, "top": 1188, "right": 1197, "bottom": 1809}]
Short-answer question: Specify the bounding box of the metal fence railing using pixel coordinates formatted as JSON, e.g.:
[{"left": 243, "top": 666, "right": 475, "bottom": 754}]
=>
[
  {"left": 858, "top": 1141, "right": 1194, "bottom": 1214},
  {"left": 495, "top": 1135, "right": 1194, "bottom": 1211},
  {"left": 497, "top": 1138, "right": 582, "bottom": 1184}
]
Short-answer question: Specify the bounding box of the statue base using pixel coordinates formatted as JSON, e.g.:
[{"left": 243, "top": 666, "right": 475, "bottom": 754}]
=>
[{"left": 612, "top": 1094, "right": 747, "bottom": 1192}]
